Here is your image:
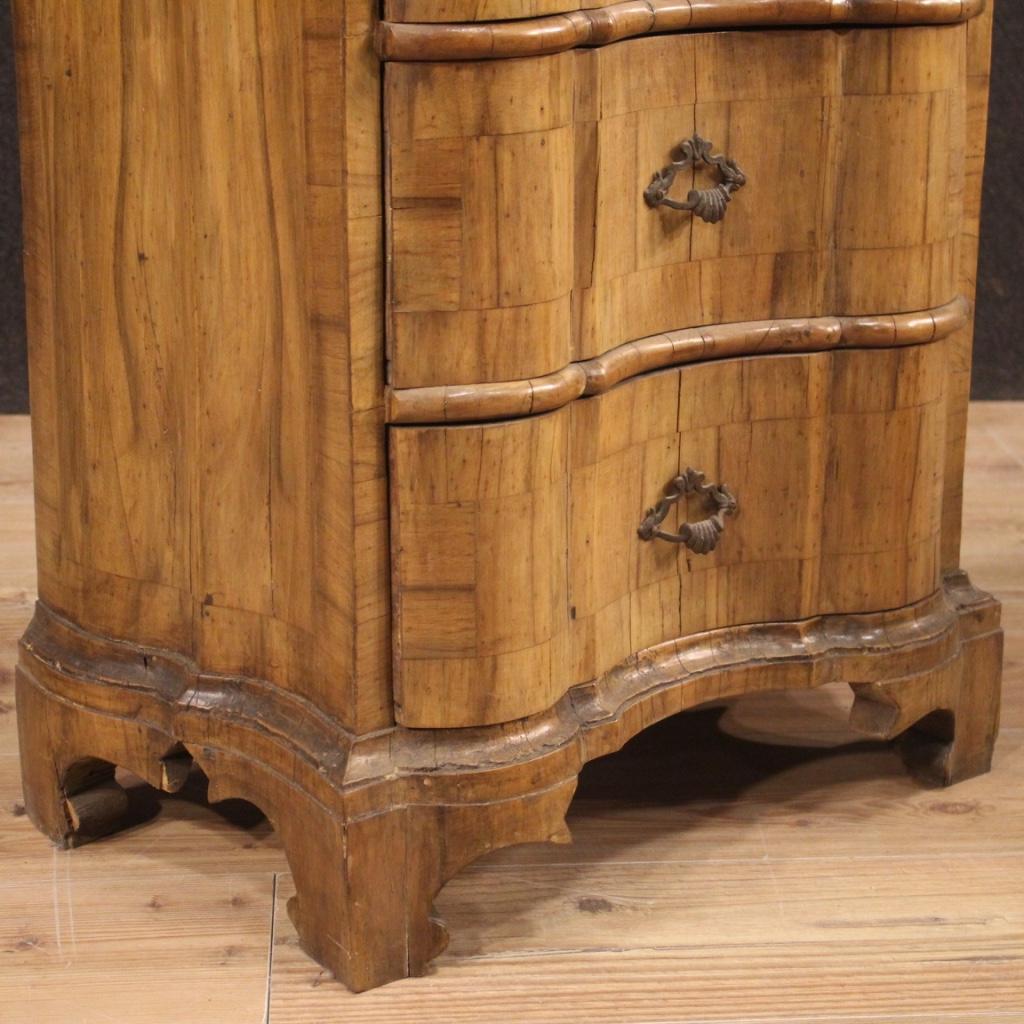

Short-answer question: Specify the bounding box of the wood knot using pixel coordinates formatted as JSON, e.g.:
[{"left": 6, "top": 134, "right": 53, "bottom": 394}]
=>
[
  {"left": 576, "top": 896, "right": 614, "bottom": 914},
  {"left": 929, "top": 800, "right": 980, "bottom": 816}
]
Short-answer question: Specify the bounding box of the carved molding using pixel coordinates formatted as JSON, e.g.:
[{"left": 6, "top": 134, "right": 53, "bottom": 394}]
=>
[
  {"left": 377, "top": 1, "right": 986, "bottom": 62},
  {"left": 388, "top": 296, "right": 970, "bottom": 425},
  {"left": 19, "top": 570, "right": 997, "bottom": 815},
  {"left": 386, "top": 363, "right": 587, "bottom": 425}
]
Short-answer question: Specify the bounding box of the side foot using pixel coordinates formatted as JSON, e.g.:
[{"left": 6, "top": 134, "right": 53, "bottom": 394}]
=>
[
  {"left": 850, "top": 591, "right": 1002, "bottom": 786},
  {"left": 15, "top": 664, "right": 192, "bottom": 847}
]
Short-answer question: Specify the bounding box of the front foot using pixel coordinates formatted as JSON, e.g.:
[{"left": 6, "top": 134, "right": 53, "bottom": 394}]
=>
[{"left": 190, "top": 742, "right": 577, "bottom": 991}]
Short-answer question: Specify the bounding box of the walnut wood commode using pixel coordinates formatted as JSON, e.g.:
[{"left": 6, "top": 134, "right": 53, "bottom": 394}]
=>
[{"left": 13, "top": 0, "right": 1003, "bottom": 992}]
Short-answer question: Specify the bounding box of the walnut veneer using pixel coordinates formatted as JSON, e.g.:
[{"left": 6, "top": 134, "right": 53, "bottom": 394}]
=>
[{"left": 13, "top": 0, "right": 1002, "bottom": 993}]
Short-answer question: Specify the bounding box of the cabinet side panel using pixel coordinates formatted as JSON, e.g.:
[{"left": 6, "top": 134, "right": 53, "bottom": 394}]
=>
[
  {"left": 13, "top": 0, "right": 390, "bottom": 730},
  {"left": 15, "top": 1, "right": 196, "bottom": 648},
  {"left": 13, "top": 0, "right": 63, "bottom": 627}
]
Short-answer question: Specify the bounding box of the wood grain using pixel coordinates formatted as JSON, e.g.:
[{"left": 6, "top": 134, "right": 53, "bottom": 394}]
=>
[
  {"left": 574, "top": 26, "right": 965, "bottom": 361},
  {"left": 378, "top": 0, "right": 987, "bottom": 58},
  {"left": 13, "top": 0, "right": 391, "bottom": 731},
  {"left": 0, "top": 872, "right": 274, "bottom": 1023},
  {"left": 270, "top": 814, "right": 1024, "bottom": 1020},
  {"left": 386, "top": 26, "right": 967, "bottom": 387}
]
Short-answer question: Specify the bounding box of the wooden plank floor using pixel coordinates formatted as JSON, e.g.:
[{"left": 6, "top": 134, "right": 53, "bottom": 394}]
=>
[{"left": 1, "top": 405, "right": 1022, "bottom": 1023}]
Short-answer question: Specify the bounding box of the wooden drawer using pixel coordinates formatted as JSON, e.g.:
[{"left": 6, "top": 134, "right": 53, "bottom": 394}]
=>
[
  {"left": 391, "top": 341, "right": 948, "bottom": 728},
  {"left": 386, "top": 25, "right": 965, "bottom": 389}
]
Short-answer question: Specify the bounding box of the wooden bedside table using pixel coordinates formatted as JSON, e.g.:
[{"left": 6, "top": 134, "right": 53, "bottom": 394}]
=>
[{"left": 13, "top": 0, "right": 1002, "bottom": 992}]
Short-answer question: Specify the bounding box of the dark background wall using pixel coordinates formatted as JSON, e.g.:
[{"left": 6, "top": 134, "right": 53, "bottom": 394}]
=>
[
  {"left": 974, "top": 3, "right": 1023, "bottom": 398},
  {"left": 1, "top": 0, "right": 25, "bottom": 412},
  {"left": 0, "top": 3, "right": 1020, "bottom": 410}
]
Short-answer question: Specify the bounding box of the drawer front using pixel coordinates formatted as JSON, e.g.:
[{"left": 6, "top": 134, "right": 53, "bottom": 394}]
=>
[
  {"left": 391, "top": 413, "right": 571, "bottom": 727},
  {"left": 386, "top": 25, "right": 965, "bottom": 389},
  {"left": 391, "top": 343, "right": 947, "bottom": 728}
]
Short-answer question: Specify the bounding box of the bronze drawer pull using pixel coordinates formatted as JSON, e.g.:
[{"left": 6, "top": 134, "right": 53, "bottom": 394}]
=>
[
  {"left": 644, "top": 134, "right": 747, "bottom": 224},
  {"left": 638, "top": 468, "right": 738, "bottom": 554}
]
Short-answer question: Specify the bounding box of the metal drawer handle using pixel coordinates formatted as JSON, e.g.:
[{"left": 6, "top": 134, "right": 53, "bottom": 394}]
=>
[
  {"left": 638, "top": 468, "right": 738, "bottom": 555},
  {"left": 644, "top": 134, "right": 747, "bottom": 224}
]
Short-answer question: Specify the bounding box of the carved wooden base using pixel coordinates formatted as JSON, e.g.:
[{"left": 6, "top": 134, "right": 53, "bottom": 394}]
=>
[
  {"left": 850, "top": 585, "right": 1003, "bottom": 786},
  {"left": 16, "top": 573, "right": 1001, "bottom": 991}
]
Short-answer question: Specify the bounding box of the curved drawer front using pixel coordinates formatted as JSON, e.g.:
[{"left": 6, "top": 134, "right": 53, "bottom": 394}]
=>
[
  {"left": 386, "top": 25, "right": 965, "bottom": 388},
  {"left": 391, "top": 342, "right": 947, "bottom": 728},
  {"left": 391, "top": 412, "right": 571, "bottom": 728}
]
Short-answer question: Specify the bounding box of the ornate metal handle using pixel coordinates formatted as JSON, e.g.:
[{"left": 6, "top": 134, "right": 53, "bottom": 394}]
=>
[
  {"left": 644, "top": 134, "right": 747, "bottom": 224},
  {"left": 638, "top": 468, "right": 738, "bottom": 555}
]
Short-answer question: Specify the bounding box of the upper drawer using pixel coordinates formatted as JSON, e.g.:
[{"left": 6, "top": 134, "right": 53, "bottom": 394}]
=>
[{"left": 386, "top": 25, "right": 966, "bottom": 389}]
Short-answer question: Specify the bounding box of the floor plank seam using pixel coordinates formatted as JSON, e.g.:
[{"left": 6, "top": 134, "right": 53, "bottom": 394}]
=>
[
  {"left": 264, "top": 872, "right": 277, "bottom": 1024},
  {"left": 443, "top": 937, "right": 1024, "bottom": 961},
  {"left": 982, "top": 426, "right": 1024, "bottom": 473},
  {"left": 446, "top": 850, "right": 1024, "bottom": 870},
  {"left": 618, "top": 1011, "right": 1024, "bottom": 1024}
]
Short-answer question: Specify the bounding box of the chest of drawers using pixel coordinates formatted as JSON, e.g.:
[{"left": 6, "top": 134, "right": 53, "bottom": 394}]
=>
[{"left": 13, "top": 0, "right": 1002, "bottom": 992}]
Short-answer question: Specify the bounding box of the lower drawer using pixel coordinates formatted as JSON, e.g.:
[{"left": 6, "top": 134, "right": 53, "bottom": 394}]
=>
[{"left": 390, "top": 343, "right": 947, "bottom": 728}]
